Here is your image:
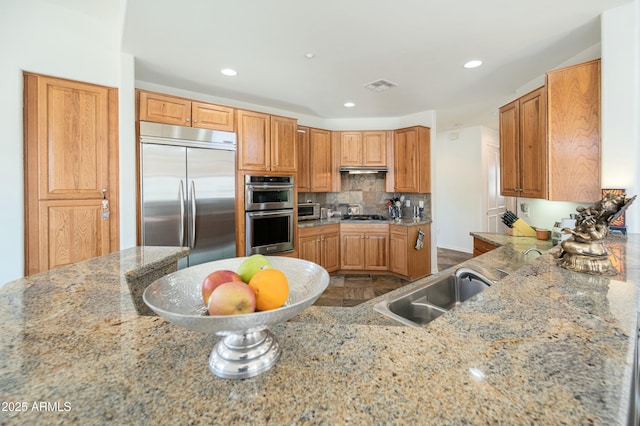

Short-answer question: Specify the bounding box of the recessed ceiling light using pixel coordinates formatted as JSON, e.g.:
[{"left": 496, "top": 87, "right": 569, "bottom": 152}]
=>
[
  {"left": 463, "top": 60, "right": 483, "bottom": 69},
  {"left": 220, "top": 68, "right": 238, "bottom": 77},
  {"left": 344, "top": 102, "right": 355, "bottom": 108},
  {"left": 304, "top": 52, "right": 315, "bottom": 59}
]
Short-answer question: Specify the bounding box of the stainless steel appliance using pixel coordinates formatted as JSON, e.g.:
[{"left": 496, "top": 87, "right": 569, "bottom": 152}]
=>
[
  {"left": 244, "top": 175, "right": 294, "bottom": 210},
  {"left": 139, "top": 121, "right": 236, "bottom": 268},
  {"left": 298, "top": 202, "right": 320, "bottom": 221},
  {"left": 244, "top": 175, "right": 294, "bottom": 255}
]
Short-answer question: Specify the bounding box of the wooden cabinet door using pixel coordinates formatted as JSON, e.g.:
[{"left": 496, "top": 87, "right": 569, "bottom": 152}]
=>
[
  {"left": 139, "top": 91, "right": 191, "bottom": 126},
  {"left": 389, "top": 232, "right": 408, "bottom": 276},
  {"left": 270, "top": 115, "right": 297, "bottom": 172},
  {"left": 340, "top": 132, "right": 363, "bottom": 166},
  {"left": 499, "top": 99, "right": 520, "bottom": 197},
  {"left": 365, "top": 232, "right": 389, "bottom": 270},
  {"left": 547, "top": 59, "right": 601, "bottom": 202},
  {"left": 362, "top": 131, "right": 387, "bottom": 166},
  {"left": 237, "top": 110, "right": 270, "bottom": 171},
  {"left": 24, "top": 73, "right": 119, "bottom": 275},
  {"left": 394, "top": 128, "right": 419, "bottom": 192},
  {"left": 321, "top": 232, "right": 340, "bottom": 272},
  {"left": 309, "top": 128, "right": 332, "bottom": 191},
  {"left": 297, "top": 127, "right": 311, "bottom": 191},
  {"left": 340, "top": 232, "right": 365, "bottom": 269},
  {"left": 298, "top": 233, "right": 320, "bottom": 264},
  {"left": 519, "top": 87, "right": 547, "bottom": 198},
  {"left": 191, "top": 101, "right": 234, "bottom": 131}
]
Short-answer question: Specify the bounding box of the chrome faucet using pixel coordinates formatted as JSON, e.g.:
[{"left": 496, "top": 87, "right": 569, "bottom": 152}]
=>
[{"left": 524, "top": 248, "right": 542, "bottom": 256}]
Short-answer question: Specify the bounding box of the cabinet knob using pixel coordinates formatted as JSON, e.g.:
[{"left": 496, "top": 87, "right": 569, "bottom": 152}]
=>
[
  {"left": 193, "top": 119, "right": 198, "bottom": 123},
  {"left": 186, "top": 118, "right": 190, "bottom": 122}
]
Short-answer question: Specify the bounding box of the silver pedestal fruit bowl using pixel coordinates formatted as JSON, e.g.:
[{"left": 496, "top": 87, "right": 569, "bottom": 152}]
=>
[{"left": 143, "top": 256, "right": 329, "bottom": 379}]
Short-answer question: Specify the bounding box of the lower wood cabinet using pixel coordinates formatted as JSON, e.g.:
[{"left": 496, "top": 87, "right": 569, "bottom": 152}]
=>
[
  {"left": 389, "top": 224, "right": 431, "bottom": 281},
  {"left": 339, "top": 224, "right": 389, "bottom": 271},
  {"left": 297, "top": 223, "right": 432, "bottom": 280},
  {"left": 298, "top": 224, "right": 340, "bottom": 272},
  {"left": 473, "top": 237, "right": 498, "bottom": 257}
]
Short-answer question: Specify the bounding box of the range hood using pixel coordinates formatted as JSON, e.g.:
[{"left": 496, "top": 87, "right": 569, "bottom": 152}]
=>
[{"left": 339, "top": 166, "right": 388, "bottom": 174}]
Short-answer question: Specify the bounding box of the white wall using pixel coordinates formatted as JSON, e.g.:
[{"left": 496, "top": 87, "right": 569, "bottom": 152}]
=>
[
  {"left": 0, "top": 0, "right": 122, "bottom": 285},
  {"left": 601, "top": 2, "right": 639, "bottom": 232},
  {"left": 434, "top": 126, "right": 485, "bottom": 252}
]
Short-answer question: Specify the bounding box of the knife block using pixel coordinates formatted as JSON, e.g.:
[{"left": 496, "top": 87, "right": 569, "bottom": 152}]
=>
[{"left": 506, "top": 218, "right": 537, "bottom": 237}]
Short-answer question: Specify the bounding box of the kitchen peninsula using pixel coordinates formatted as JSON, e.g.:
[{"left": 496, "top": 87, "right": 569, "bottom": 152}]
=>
[{"left": 1, "top": 235, "right": 638, "bottom": 425}]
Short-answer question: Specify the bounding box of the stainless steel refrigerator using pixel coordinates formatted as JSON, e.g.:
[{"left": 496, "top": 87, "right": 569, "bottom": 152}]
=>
[{"left": 139, "top": 121, "right": 236, "bottom": 268}]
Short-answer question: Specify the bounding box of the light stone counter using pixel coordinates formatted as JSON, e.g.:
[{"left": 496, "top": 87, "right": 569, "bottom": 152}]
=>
[
  {"left": 1, "top": 237, "right": 638, "bottom": 425},
  {"left": 298, "top": 217, "right": 431, "bottom": 228}
]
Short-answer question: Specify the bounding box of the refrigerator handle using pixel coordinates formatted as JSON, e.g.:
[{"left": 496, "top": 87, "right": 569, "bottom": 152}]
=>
[
  {"left": 191, "top": 180, "right": 197, "bottom": 249},
  {"left": 179, "top": 180, "right": 185, "bottom": 246}
]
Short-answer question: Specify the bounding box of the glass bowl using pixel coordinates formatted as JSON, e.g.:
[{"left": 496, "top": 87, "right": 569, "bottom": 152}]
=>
[{"left": 143, "top": 256, "right": 329, "bottom": 379}]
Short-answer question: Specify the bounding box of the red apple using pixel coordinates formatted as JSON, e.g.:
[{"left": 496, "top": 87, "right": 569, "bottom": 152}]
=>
[
  {"left": 201, "top": 270, "right": 243, "bottom": 305},
  {"left": 207, "top": 281, "right": 256, "bottom": 315}
]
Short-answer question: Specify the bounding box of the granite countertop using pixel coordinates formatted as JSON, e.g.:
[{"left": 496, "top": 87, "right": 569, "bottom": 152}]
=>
[
  {"left": 1, "top": 236, "right": 638, "bottom": 425},
  {"left": 299, "top": 217, "right": 431, "bottom": 228}
]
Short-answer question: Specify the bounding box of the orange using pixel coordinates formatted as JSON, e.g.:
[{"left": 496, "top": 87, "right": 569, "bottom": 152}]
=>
[{"left": 248, "top": 269, "right": 289, "bottom": 311}]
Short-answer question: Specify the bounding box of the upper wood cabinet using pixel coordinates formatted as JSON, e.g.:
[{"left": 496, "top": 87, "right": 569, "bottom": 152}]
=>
[
  {"left": 499, "top": 86, "right": 547, "bottom": 198},
  {"left": 339, "top": 131, "right": 387, "bottom": 167},
  {"left": 237, "top": 110, "right": 297, "bottom": 172},
  {"left": 547, "top": 59, "right": 601, "bottom": 202},
  {"left": 298, "top": 127, "right": 331, "bottom": 192},
  {"left": 393, "top": 126, "right": 430, "bottom": 193},
  {"left": 138, "top": 90, "right": 234, "bottom": 131},
  {"left": 499, "top": 59, "right": 601, "bottom": 202}
]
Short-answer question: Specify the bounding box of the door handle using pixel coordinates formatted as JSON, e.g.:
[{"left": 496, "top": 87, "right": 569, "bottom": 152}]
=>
[
  {"left": 179, "top": 180, "right": 185, "bottom": 246},
  {"left": 191, "top": 181, "right": 197, "bottom": 249}
]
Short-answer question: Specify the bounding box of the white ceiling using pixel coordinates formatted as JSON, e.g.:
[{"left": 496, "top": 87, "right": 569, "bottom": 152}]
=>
[{"left": 53, "top": 0, "right": 633, "bottom": 131}]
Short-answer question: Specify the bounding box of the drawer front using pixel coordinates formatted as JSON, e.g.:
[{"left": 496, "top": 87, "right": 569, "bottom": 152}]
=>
[{"left": 473, "top": 238, "right": 498, "bottom": 256}]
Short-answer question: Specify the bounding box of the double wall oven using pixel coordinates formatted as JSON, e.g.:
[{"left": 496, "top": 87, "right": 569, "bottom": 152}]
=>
[{"left": 244, "top": 175, "right": 294, "bottom": 256}]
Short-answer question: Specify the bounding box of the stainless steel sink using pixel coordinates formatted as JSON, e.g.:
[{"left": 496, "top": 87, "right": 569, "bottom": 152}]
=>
[{"left": 374, "top": 268, "right": 494, "bottom": 327}]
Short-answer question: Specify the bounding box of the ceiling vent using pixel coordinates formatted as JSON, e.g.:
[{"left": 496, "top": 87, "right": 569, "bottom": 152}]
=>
[{"left": 363, "top": 79, "right": 398, "bottom": 92}]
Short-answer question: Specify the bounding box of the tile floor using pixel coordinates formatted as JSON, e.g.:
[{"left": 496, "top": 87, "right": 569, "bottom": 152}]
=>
[{"left": 313, "top": 247, "right": 473, "bottom": 307}]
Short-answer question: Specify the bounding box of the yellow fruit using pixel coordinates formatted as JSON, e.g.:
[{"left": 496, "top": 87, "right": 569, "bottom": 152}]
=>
[{"left": 248, "top": 269, "right": 289, "bottom": 311}]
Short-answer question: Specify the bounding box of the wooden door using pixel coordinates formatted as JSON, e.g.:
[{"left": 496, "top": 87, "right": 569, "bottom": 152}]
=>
[
  {"left": 547, "top": 59, "right": 601, "bottom": 202},
  {"left": 24, "top": 73, "right": 119, "bottom": 275},
  {"left": 499, "top": 99, "right": 520, "bottom": 196},
  {"left": 298, "top": 234, "right": 320, "bottom": 264},
  {"left": 362, "top": 131, "right": 387, "bottom": 166},
  {"left": 519, "top": 87, "right": 547, "bottom": 199},
  {"left": 364, "top": 232, "right": 389, "bottom": 270},
  {"left": 389, "top": 231, "right": 408, "bottom": 276},
  {"left": 191, "top": 101, "right": 235, "bottom": 132},
  {"left": 138, "top": 90, "right": 191, "bottom": 126},
  {"left": 340, "top": 231, "right": 364, "bottom": 269},
  {"left": 270, "top": 115, "right": 297, "bottom": 172},
  {"left": 340, "top": 132, "right": 362, "bottom": 166},
  {"left": 297, "top": 127, "right": 311, "bottom": 191},
  {"left": 237, "top": 110, "right": 270, "bottom": 171},
  {"left": 321, "top": 232, "right": 340, "bottom": 273},
  {"left": 309, "top": 128, "right": 332, "bottom": 191},
  {"left": 394, "top": 128, "right": 418, "bottom": 192}
]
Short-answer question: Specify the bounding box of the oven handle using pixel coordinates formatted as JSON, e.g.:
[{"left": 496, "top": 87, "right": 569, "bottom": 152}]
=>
[
  {"left": 246, "top": 184, "right": 294, "bottom": 190},
  {"left": 246, "top": 209, "right": 294, "bottom": 218}
]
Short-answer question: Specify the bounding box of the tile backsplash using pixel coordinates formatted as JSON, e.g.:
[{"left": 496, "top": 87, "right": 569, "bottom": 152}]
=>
[{"left": 299, "top": 173, "right": 431, "bottom": 220}]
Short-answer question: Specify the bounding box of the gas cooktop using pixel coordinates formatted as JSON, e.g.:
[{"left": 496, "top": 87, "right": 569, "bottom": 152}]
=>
[{"left": 342, "top": 214, "right": 388, "bottom": 221}]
